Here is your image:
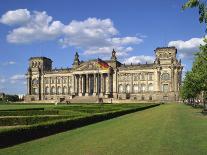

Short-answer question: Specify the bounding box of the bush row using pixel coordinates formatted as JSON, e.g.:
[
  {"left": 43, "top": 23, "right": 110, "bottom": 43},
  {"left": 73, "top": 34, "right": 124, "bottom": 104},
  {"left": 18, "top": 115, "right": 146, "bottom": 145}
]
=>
[
  {"left": 0, "top": 110, "right": 59, "bottom": 116},
  {"left": 0, "top": 115, "right": 69, "bottom": 126},
  {"left": 0, "top": 104, "right": 160, "bottom": 148},
  {"left": 0, "top": 108, "right": 44, "bottom": 111}
]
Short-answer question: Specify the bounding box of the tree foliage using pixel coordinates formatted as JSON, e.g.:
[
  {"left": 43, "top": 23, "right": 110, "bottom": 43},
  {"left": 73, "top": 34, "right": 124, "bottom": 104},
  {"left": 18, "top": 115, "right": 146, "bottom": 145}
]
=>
[
  {"left": 180, "top": 1, "right": 207, "bottom": 105},
  {"left": 183, "top": 0, "right": 207, "bottom": 31}
]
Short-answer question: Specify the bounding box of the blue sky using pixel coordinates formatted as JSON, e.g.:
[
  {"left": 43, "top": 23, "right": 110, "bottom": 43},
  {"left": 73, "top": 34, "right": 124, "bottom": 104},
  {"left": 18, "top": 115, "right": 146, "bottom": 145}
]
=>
[{"left": 0, "top": 0, "right": 205, "bottom": 94}]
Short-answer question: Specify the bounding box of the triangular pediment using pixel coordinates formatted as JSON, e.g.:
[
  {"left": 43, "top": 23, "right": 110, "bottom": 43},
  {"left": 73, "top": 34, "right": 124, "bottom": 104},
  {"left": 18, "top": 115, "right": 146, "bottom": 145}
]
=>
[{"left": 76, "top": 61, "right": 99, "bottom": 71}]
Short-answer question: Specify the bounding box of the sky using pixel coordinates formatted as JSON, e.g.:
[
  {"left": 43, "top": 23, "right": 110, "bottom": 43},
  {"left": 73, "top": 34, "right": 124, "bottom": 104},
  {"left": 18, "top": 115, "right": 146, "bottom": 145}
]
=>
[{"left": 0, "top": 0, "right": 205, "bottom": 94}]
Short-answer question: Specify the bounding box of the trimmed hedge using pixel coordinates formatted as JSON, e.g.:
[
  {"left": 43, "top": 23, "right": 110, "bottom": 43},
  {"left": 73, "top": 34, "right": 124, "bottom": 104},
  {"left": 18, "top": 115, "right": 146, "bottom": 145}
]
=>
[
  {"left": 0, "top": 110, "right": 59, "bottom": 116},
  {"left": 0, "top": 115, "right": 69, "bottom": 126},
  {"left": 0, "top": 108, "right": 44, "bottom": 111},
  {"left": 0, "top": 104, "right": 160, "bottom": 148}
]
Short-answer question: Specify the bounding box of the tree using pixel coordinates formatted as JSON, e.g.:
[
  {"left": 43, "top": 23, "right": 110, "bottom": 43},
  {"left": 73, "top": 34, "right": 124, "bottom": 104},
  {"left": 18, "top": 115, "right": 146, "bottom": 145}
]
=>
[
  {"left": 183, "top": 0, "right": 207, "bottom": 31},
  {"left": 181, "top": 1, "right": 207, "bottom": 109}
]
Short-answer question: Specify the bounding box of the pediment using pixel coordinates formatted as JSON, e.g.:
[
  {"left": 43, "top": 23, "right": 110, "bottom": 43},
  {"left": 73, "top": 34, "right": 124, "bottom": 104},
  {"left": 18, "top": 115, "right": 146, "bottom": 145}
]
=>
[{"left": 76, "top": 61, "right": 99, "bottom": 71}]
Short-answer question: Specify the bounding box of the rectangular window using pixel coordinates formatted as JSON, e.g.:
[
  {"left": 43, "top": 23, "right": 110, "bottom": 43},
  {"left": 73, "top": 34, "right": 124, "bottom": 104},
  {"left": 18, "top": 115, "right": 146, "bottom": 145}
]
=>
[{"left": 163, "top": 84, "right": 169, "bottom": 92}]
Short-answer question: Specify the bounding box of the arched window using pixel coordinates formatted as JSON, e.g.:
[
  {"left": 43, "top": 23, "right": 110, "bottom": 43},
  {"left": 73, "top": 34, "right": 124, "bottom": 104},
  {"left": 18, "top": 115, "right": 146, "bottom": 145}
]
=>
[
  {"left": 126, "top": 85, "right": 130, "bottom": 93},
  {"left": 57, "top": 86, "right": 62, "bottom": 95},
  {"left": 141, "top": 95, "right": 145, "bottom": 100},
  {"left": 161, "top": 73, "right": 170, "bottom": 81},
  {"left": 141, "top": 84, "right": 146, "bottom": 92},
  {"left": 119, "top": 85, "right": 124, "bottom": 93},
  {"left": 149, "top": 96, "right": 152, "bottom": 100},
  {"left": 63, "top": 86, "right": 67, "bottom": 94},
  {"left": 51, "top": 86, "right": 56, "bottom": 95},
  {"left": 148, "top": 83, "right": 153, "bottom": 91},
  {"left": 33, "top": 88, "right": 38, "bottom": 95},
  {"left": 45, "top": 87, "right": 50, "bottom": 95},
  {"left": 133, "top": 85, "right": 139, "bottom": 93}
]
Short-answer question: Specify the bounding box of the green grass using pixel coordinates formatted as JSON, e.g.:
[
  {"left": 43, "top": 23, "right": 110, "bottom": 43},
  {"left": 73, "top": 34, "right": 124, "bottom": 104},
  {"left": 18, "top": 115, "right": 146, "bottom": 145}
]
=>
[{"left": 1, "top": 103, "right": 207, "bottom": 155}]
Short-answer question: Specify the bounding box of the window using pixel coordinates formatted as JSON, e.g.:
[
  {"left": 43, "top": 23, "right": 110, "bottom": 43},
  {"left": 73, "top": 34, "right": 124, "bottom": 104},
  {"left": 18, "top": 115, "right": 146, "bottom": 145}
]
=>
[
  {"left": 63, "top": 86, "right": 67, "bottom": 94},
  {"left": 126, "top": 85, "right": 130, "bottom": 93},
  {"left": 141, "top": 74, "right": 145, "bottom": 80},
  {"left": 119, "top": 85, "right": 124, "bottom": 93},
  {"left": 51, "top": 78, "right": 55, "bottom": 84},
  {"left": 32, "top": 79, "right": 39, "bottom": 85},
  {"left": 133, "top": 85, "right": 139, "bottom": 93},
  {"left": 148, "top": 83, "right": 153, "bottom": 91},
  {"left": 149, "top": 96, "right": 152, "bottom": 100},
  {"left": 57, "top": 77, "right": 61, "bottom": 84},
  {"left": 163, "top": 84, "right": 169, "bottom": 92},
  {"left": 141, "top": 84, "right": 146, "bottom": 92},
  {"left": 33, "top": 88, "right": 38, "bottom": 95},
  {"left": 57, "top": 86, "right": 62, "bottom": 95},
  {"left": 45, "top": 87, "right": 50, "bottom": 95},
  {"left": 69, "top": 87, "right": 72, "bottom": 94},
  {"left": 148, "top": 74, "right": 153, "bottom": 81},
  {"left": 141, "top": 96, "right": 145, "bottom": 100},
  {"left": 161, "top": 73, "right": 170, "bottom": 81},
  {"left": 51, "top": 86, "right": 56, "bottom": 95}
]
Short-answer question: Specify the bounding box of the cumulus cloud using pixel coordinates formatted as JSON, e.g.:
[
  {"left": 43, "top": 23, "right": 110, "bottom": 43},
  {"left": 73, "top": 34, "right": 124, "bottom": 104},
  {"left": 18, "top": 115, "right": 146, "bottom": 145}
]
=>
[
  {"left": 0, "top": 9, "right": 31, "bottom": 25},
  {"left": 6, "top": 11, "right": 64, "bottom": 43},
  {"left": 10, "top": 74, "right": 25, "bottom": 84},
  {"left": 0, "top": 9, "right": 143, "bottom": 56},
  {"left": 123, "top": 55, "right": 154, "bottom": 64},
  {"left": 168, "top": 36, "right": 206, "bottom": 58}
]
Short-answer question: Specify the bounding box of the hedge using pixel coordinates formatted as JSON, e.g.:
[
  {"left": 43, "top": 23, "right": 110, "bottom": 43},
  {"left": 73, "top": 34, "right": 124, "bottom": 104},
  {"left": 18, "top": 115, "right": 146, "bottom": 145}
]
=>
[
  {"left": 0, "top": 104, "right": 160, "bottom": 148},
  {"left": 0, "top": 108, "right": 44, "bottom": 111},
  {"left": 0, "top": 110, "right": 59, "bottom": 116},
  {"left": 0, "top": 115, "right": 69, "bottom": 126}
]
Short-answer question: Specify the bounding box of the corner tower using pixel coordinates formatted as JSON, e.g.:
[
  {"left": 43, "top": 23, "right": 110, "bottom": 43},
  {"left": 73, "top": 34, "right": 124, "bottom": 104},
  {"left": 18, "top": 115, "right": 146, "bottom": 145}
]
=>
[{"left": 26, "top": 57, "right": 52, "bottom": 101}]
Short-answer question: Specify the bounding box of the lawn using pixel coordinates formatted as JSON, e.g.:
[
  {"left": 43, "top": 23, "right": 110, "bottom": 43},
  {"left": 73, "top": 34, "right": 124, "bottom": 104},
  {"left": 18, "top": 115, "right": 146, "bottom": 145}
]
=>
[
  {"left": 1, "top": 103, "right": 207, "bottom": 155},
  {"left": 0, "top": 103, "right": 156, "bottom": 147}
]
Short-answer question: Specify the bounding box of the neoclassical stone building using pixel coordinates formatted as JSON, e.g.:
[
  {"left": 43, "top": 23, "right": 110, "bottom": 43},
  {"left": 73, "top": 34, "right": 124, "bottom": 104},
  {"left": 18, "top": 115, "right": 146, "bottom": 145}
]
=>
[{"left": 25, "top": 47, "right": 183, "bottom": 103}]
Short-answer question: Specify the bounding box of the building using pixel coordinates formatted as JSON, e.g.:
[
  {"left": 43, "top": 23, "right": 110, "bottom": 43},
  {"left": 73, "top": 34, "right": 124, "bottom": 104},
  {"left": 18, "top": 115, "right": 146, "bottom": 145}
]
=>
[
  {"left": 0, "top": 92, "right": 5, "bottom": 101},
  {"left": 25, "top": 47, "right": 183, "bottom": 103}
]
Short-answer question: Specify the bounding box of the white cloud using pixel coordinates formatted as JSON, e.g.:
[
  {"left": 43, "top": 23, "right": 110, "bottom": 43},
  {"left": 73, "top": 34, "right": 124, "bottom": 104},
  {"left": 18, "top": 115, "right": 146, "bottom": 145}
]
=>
[
  {"left": 6, "top": 11, "right": 64, "bottom": 43},
  {"left": 2, "top": 61, "right": 16, "bottom": 66},
  {"left": 1, "top": 9, "right": 143, "bottom": 56},
  {"left": 168, "top": 36, "right": 206, "bottom": 58},
  {"left": 123, "top": 55, "right": 154, "bottom": 64},
  {"left": 10, "top": 74, "right": 25, "bottom": 84},
  {"left": 0, "top": 77, "right": 6, "bottom": 83},
  {"left": 0, "top": 9, "right": 30, "bottom": 25}
]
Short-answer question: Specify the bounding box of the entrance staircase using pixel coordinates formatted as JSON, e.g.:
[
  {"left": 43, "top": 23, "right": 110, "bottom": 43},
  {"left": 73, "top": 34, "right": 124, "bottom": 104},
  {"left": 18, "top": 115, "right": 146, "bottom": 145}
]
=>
[{"left": 69, "top": 96, "right": 99, "bottom": 103}]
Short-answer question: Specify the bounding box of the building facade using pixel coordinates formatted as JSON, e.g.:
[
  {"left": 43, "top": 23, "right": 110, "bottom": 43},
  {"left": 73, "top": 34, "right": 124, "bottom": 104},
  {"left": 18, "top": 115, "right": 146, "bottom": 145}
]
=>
[{"left": 25, "top": 47, "right": 183, "bottom": 102}]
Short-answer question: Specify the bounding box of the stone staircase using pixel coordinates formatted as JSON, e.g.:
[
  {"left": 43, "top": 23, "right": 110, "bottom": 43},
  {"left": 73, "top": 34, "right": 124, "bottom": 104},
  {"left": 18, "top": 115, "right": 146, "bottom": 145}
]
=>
[{"left": 69, "top": 96, "right": 99, "bottom": 103}]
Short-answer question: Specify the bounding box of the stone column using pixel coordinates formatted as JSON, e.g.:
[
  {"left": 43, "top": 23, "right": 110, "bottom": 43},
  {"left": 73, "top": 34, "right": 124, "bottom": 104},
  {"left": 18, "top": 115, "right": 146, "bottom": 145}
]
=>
[
  {"left": 131, "top": 74, "right": 133, "bottom": 93},
  {"left": 99, "top": 74, "right": 104, "bottom": 96},
  {"left": 157, "top": 70, "right": 161, "bottom": 91},
  {"left": 93, "top": 74, "right": 97, "bottom": 96},
  {"left": 72, "top": 75, "right": 75, "bottom": 95},
  {"left": 171, "top": 66, "right": 174, "bottom": 91},
  {"left": 49, "top": 77, "right": 51, "bottom": 95},
  {"left": 174, "top": 68, "right": 178, "bottom": 92},
  {"left": 79, "top": 75, "right": 83, "bottom": 96},
  {"left": 85, "top": 74, "right": 89, "bottom": 96}
]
